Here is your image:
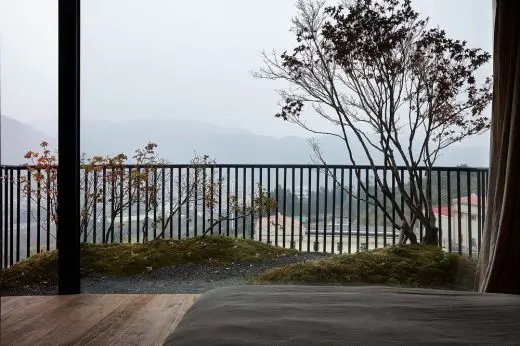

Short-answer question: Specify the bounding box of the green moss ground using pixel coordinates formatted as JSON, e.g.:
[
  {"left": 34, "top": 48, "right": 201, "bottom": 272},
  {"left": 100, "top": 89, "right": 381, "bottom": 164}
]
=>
[
  {"left": 0, "top": 236, "right": 298, "bottom": 290},
  {"left": 1, "top": 240, "right": 477, "bottom": 292},
  {"left": 253, "top": 245, "right": 477, "bottom": 291}
]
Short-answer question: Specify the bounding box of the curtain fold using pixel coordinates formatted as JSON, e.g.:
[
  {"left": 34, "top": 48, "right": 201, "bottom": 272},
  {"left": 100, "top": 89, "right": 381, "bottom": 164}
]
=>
[{"left": 478, "top": 0, "right": 520, "bottom": 294}]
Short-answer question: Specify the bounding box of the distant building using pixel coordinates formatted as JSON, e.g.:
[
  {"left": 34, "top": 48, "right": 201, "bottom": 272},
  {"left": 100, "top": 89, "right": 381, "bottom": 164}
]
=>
[
  {"left": 254, "top": 213, "right": 303, "bottom": 247},
  {"left": 433, "top": 193, "right": 485, "bottom": 254}
]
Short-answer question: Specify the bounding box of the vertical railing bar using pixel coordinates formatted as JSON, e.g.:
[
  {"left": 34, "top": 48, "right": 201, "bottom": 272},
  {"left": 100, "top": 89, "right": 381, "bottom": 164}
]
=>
[
  {"left": 348, "top": 168, "right": 353, "bottom": 253},
  {"left": 408, "top": 170, "right": 413, "bottom": 227},
  {"left": 315, "top": 169, "right": 320, "bottom": 252},
  {"left": 331, "top": 168, "right": 337, "bottom": 254},
  {"left": 477, "top": 171, "right": 482, "bottom": 254},
  {"left": 36, "top": 168, "right": 41, "bottom": 253},
  {"left": 101, "top": 166, "right": 108, "bottom": 244},
  {"left": 120, "top": 168, "right": 124, "bottom": 242},
  {"left": 437, "top": 169, "right": 442, "bottom": 248},
  {"left": 1, "top": 169, "right": 5, "bottom": 265},
  {"left": 364, "top": 169, "right": 369, "bottom": 250},
  {"left": 399, "top": 168, "right": 404, "bottom": 246},
  {"left": 339, "top": 168, "right": 345, "bottom": 254},
  {"left": 226, "top": 167, "right": 231, "bottom": 237},
  {"left": 193, "top": 168, "right": 198, "bottom": 237},
  {"left": 177, "top": 167, "right": 182, "bottom": 239},
  {"left": 16, "top": 169, "right": 22, "bottom": 262},
  {"left": 82, "top": 169, "right": 88, "bottom": 243},
  {"left": 299, "top": 167, "right": 303, "bottom": 251},
  {"left": 482, "top": 170, "right": 487, "bottom": 226},
  {"left": 127, "top": 168, "right": 131, "bottom": 243},
  {"left": 234, "top": 167, "right": 239, "bottom": 238},
  {"left": 259, "top": 168, "right": 263, "bottom": 242},
  {"left": 202, "top": 168, "right": 206, "bottom": 235},
  {"left": 161, "top": 167, "right": 166, "bottom": 239},
  {"left": 143, "top": 172, "right": 148, "bottom": 242},
  {"left": 136, "top": 167, "right": 141, "bottom": 243},
  {"left": 282, "top": 167, "right": 287, "bottom": 248},
  {"left": 323, "top": 168, "right": 328, "bottom": 253},
  {"left": 108, "top": 169, "right": 114, "bottom": 243},
  {"left": 4, "top": 168, "right": 9, "bottom": 265},
  {"left": 356, "top": 169, "right": 361, "bottom": 252},
  {"left": 169, "top": 167, "right": 173, "bottom": 239},
  {"left": 391, "top": 170, "right": 396, "bottom": 246},
  {"left": 426, "top": 169, "right": 433, "bottom": 244},
  {"left": 456, "top": 170, "right": 462, "bottom": 255},
  {"left": 383, "top": 167, "right": 387, "bottom": 248},
  {"left": 467, "top": 171, "right": 473, "bottom": 257},
  {"left": 186, "top": 167, "right": 191, "bottom": 238},
  {"left": 447, "top": 170, "right": 452, "bottom": 253},
  {"left": 267, "top": 168, "right": 271, "bottom": 245},
  {"left": 242, "top": 167, "right": 247, "bottom": 239},
  {"left": 211, "top": 166, "right": 215, "bottom": 236},
  {"left": 46, "top": 169, "right": 51, "bottom": 250},
  {"left": 307, "top": 167, "right": 312, "bottom": 252},
  {"left": 374, "top": 168, "right": 378, "bottom": 248},
  {"left": 418, "top": 168, "right": 423, "bottom": 242},
  {"left": 218, "top": 166, "right": 223, "bottom": 235},
  {"left": 275, "top": 168, "right": 279, "bottom": 246},
  {"left": 250, "top": 167, "right": 255, "bottom": 240},
  {"left": 0, "top": 167, "right": 3, "bottom": 267},
  {"left": 290, "top": 167, "right": 295, "bottom": 249},
  {"left": 26, "top": 170, "right": 31, "bottom": 259},
  {"left": 9, "top": 169, "right": 14, "bottom": 265}
]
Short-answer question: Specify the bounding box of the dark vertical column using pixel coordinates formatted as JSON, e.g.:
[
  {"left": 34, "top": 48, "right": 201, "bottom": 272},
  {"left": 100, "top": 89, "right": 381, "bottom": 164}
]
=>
[
  {"left": 0, "top": 167, "right": 3, "bottom": 269},
  {"left": 57, "top": 0, "right": 81, "bottom": 294}
]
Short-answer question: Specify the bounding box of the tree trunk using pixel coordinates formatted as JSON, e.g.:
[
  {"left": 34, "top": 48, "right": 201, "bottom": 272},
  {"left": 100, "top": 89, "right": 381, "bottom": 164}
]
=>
[
  {"left": 105, "top": 223, "right": 114, "bottom": 243},
  {"left": 142, "top": 218, "right": 149, "bottom": 241},
  {"left": 422, "top": 226, "right": 439, "bottom": 245},
  {"left": 104, "top": 214, "right": 118, "bottom": 243},
  {"left": 422, "top": 209, "right": 439, "bottom": 245},
  {"left": 401, "top": 227, "right": 418, "bottom": 245},
  {"left": 404, "top": 226, "right": 418, "bottom": 244},
  {"left": 398, "top": 222, "right": 418, "bottom": 245}
]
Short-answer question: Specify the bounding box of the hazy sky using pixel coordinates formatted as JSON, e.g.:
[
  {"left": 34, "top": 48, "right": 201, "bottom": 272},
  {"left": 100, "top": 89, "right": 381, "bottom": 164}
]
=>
[{"left": 1, "top": 0, "right": 493, "bottom": 139}]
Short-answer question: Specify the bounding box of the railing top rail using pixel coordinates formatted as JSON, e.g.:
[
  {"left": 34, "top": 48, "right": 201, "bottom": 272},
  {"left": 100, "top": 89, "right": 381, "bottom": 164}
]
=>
[{"left": 0, "top": 163, "right": 490, "bottom": 172}]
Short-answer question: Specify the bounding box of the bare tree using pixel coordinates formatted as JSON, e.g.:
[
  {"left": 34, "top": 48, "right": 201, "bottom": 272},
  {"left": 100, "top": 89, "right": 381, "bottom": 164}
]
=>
[
  {"left": 254, "top": 0, "right": 492, "bottom": 245},
  {"left": 100, "top": 143, "right": 166, "bottom": 243},
  {"left": 20, "top": 142, "right": 166, "bottom": 244},
  {"left": 200, "top": 184, "right": 278, "bottom": 238},
  {"left": 150, "top": 154, "right": 220, "bottom": 240},
  {"left": 151, "top": 158, "right": 279, "bottom": 241},
  {"left": 20, "top": 142, "right": 112, "bottom": 242}
]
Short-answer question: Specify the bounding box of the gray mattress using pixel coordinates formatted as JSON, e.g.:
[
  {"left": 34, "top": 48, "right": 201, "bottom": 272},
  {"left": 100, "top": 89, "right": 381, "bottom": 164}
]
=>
[{"left": 164, "top": 285, "right": 520, "bottom": 345}]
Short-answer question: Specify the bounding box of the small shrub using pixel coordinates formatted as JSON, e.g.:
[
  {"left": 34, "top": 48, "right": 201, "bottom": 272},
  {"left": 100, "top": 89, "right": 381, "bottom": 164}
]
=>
[
  {"left": 1, "top": 236, "right": 298, "bottom": 290},
  {"left": 254, "top": 245, "right": 477, "bottom": 290}
]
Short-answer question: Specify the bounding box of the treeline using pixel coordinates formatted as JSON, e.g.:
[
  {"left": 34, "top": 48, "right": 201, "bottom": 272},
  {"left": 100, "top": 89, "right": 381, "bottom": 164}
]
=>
[{"left": 268, "top": 167, "right": 486, "bottom": 226}]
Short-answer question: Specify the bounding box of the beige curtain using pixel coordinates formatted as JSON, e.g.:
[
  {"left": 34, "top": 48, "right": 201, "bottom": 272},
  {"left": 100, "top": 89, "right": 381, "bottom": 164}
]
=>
[{"left": 478, "top": 0, "right": 520, "bottom": 294}]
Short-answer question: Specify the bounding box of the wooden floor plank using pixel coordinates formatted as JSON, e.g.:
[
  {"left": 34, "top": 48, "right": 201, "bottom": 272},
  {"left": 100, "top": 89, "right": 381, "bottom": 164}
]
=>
[
  {"left": 133, "top": 295, "right": 199, "bottom": 346},
  {"left": 96, "top": 294, "right": 194, "bottom": 345},
  {"left": 1, "top": 295, "right": 77, "bottom": 342},
  {"left": 152, "top": 294, "right": 200, "bottom": 344},
  {"left": 1, "top": 295, "right": 53, "bottom": 317},
  {"left": 33, "top": 295, "right": 129, "bottom": 345},
  {"left": 0, "top": 294, "right": 199, "bottom": 346},
  {"left": 74, "top": 295, "right": 156, "bottom": 345}
]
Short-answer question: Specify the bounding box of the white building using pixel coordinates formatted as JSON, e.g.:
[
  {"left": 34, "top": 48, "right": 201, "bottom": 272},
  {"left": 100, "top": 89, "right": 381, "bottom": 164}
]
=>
[
  {"left": 433, "top": 193, "right": 484, "bottom": 255},
  {"left": 254, "top": 214, "right": 395, "bottom": 254}
]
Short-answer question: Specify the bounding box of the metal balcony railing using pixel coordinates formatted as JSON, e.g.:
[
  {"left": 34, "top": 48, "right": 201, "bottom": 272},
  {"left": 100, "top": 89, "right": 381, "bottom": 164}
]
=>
[{"left": 0, "top": 164, "right": 489, "bottom": 268}]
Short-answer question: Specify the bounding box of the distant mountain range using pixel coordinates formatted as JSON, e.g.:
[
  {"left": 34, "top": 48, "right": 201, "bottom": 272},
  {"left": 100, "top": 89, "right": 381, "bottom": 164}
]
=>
[
  {"left": 1, "top": 115, "right": 57, "bottom": 165},
  {"left": 1, "top": 115, "right": 490, "bottom": 167}
]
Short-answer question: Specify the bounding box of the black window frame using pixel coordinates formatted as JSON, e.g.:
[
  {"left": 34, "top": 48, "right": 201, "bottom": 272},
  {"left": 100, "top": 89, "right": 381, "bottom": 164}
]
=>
[{"left": 57, "top": 0, "right": 81, "bottom": 294}]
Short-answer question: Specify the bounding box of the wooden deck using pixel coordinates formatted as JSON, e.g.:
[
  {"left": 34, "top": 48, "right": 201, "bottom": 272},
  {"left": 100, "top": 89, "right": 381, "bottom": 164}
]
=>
[{"left": 0, "top": 294, "right": 200, "bottom": 345}]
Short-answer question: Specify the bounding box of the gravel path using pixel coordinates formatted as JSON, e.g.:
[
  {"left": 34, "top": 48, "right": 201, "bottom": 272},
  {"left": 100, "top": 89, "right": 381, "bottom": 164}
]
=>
[{"left": 2, "top": 253, "right": 329, "bottom": 296}]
